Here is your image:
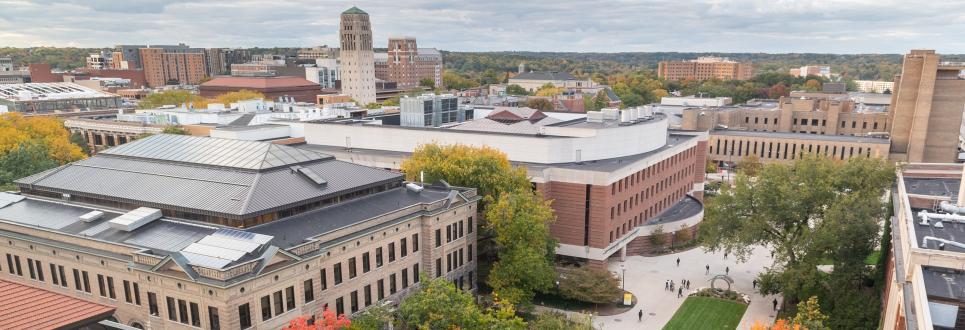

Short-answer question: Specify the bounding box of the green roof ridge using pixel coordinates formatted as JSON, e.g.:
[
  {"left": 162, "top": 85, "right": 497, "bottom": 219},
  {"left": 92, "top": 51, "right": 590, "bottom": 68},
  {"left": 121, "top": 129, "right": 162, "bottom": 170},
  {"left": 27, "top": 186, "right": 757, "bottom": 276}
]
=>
[{"left": 343, "top": 6, "right": 367, "bottom": 14}]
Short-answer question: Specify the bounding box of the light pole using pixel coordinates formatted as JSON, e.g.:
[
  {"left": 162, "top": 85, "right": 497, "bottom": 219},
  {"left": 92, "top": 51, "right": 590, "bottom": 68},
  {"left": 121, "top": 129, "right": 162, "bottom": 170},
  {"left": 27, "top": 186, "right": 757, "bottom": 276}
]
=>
[{"left": 620, "top": 263, "right": 626, "bottom": 290}]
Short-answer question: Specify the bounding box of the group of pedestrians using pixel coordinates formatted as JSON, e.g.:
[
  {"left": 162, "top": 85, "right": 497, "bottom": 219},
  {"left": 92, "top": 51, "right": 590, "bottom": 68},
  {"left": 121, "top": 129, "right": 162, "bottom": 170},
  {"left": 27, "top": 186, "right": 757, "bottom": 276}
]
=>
[{"left": 665, "top": 278, "right": 692, "bottom": 298}]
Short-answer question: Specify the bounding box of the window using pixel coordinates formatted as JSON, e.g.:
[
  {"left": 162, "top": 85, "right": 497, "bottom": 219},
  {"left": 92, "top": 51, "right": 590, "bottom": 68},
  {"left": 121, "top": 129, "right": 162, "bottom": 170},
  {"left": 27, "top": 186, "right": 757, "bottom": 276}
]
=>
[
  {"left": 209, "top": 306, "right": 221, "bottom": 330},
  {"left": 123, "top": 280, "right": 132, "bottom": 303},
  {"left": 447, "top": 253, "right": 452, "bottom": 272},
  {"left": 435, "top": 258, "right": 442, "bottom": 277},
  {"left": 260, "top": 296, "right": 271, "bottom": 321},
  {"left": 80, "top": 271, "right": 90, "bottom": 294},
  {"left": 97, "top": 274, "right": 106, "bottom": 296},
  {"left": 412, "top": 233, "right": 419, "bottom": 252},
  {"left": 468, "top": 244, "right": 473, "bottom": 262},
  {"left": 362, "top": 252, "right": 371, "bottom": 273},
  {"left": 178, "top": 299, "right": 189, "bottom": 324},
  {"left": 73, "top": 269, "right": 82, "bottom": 291},
  {"left": 459, "top": 221, "right": 464, "bottom": 238},
  {"left": 388, "top": 243, "right": 396, "bottom": 262},
  {"left": 304, "top": 279, "right": 315, "bottom": 303},
  {"left": 333, "top": 263, "right": 343, "bottom": 285},
  {"left": 468, "top": 217, "right": 473, "bottom": 234},
  {"left": 167, "top": 296, "right": 177, "bottom": 321},
  {"left": 402, "top": 269, "right": 409, "bottom": 289},
  {"left": 400, "top": 238, "right": 408, "bottom": 258},
  {"left": 273, "top": 290, "right": 283, "bottom": 315},
  {"left": 50, "top": 264, "right": 59, "bottom": 285},
  {"left": 107, "top": 276, "right": 116, "bottom": 299},
  {"left": 390, "top": 274, "right": 397, "bottom": 294},
  {"left": 435, "top": 229, "right": 441, "bottom": 247},
  {"left": 336, "top": 297, "right": 345, "bottom": 315},
  {"left": 13, "top": 255, "right": 22, "bottom": 276},
  {"left": 320, "top": 269, "right": 327, "bottom": 290},
  {"left": 190, "top": 302, "right": 201, "bottom": 327},
  {"left": 239, "top": 303, "right": 252, "bottom": 329},
  {"left": 377, "top": 279, "right": 385, "bottom": 300},
  {"left": 286, "top": 286, "right": 296, "bottom": 311},
  {"left": 413, "top": 264, "right": 420, "bottom": 283},
  {"left": 348, "top": 257, "right": 357, "bottom": 279},
  {"left": 133, "top": 282, "right": 141, "bottom": 305},
  {"left": 364, "top": 285, "right": 372, "bottom": 306},
  {"left": 4, "top": 254, "right": 13, "bottom": 275},
  {"left": 446, "top": 225, "right": 452, "bottom": 243},
  {"left": 351, "top": 291, "right": 359, "bottom": 313},
  {"left": 376, "top": 247, "right": 384, "bottom": 267},
  {"left": 148, "top": 292, "right": 159, "bottom": 316},
  {"left": 27, "top": 258, "right": 36, "bottom": 279}
]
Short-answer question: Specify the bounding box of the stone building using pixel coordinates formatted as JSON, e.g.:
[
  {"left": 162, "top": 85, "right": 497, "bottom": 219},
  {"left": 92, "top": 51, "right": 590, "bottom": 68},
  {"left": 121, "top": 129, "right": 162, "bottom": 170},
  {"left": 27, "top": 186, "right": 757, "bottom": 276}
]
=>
[
  {"left": 658, "top": 57, "right": 753, "bottom": 81},
  {"left": 338, "top": 7, "right": 377, "bottom": 105}
]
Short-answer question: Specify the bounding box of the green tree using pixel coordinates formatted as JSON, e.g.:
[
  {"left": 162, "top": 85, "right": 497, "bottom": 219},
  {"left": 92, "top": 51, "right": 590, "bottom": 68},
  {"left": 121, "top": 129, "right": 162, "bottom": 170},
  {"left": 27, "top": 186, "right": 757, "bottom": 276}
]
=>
[
  {"left": 486, "top": 191, "right": 557, "bottom": 306},
  {"left": 736, "top": 155, "right": 763, "bottom": 176},
  {"left": 348, "top": 303, "right": 394, "bottom": 330},
  {"left": 506, "top": 84, "right": 528, "bottom": 96},
  {"left": 675, "top": 224, "right": 693, "bottom": 243},
  {"left": 443, "top": 71, "right": 479, "bottom": 90},
  {"left": 162, "top": 126, "right": 188, "bottom": 135},
  {"left": 398, "top": 275, "right": 525, "bottom": 330},
  {"left": 535, "top": 83, "right": 563, "bottom": 97},
  {"left": 706, "top": 159, "right": 718, "bottom": 173},
  {"left": 527, "top": 98, "right": 554, "bottom": 111},
  {"left": 400, "top": 144, "right": 530, "bottom": 201},
  {"left": 792, "top": 296, "right": 830, "bottom": 330},
  {"left": 382, "top": 96, "right": 400, "bottom": 107},
  {"left": 649, "top": 225, "right": 667, "bottom": 248},
  {"left": 558, "top": 266, "right": 621, "bottom": 304},
  {"left": 0, "top": 143, "right": 58, "bottom": 187},
  {"left": 419, "top": 77, "right": 435, "bottom": 89},
  {"left": 528, "top": 311, "right": 594, "bottom": 330},
  {"left": 139, "top": 90, "right": 205, "bottom": 109},
  {"left": 69, "top": 131, "right": 90, "bottom": 155}
]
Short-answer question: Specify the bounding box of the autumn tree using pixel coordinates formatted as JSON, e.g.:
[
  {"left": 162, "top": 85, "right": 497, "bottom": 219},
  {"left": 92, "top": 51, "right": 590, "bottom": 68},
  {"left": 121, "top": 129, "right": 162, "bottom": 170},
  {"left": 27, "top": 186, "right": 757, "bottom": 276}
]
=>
[
  {"left": 506, "top": 84, "right": 528, "bottom": 96},
  {"left": 398, "top": 275, "right": 525, "bottom": 330},
  {"left": 210, "top": 89, "right": 265, "bottom": 107},
  {"left": 138, "top": 90, "right": 205, "bottom": 109},
  {"left": 736, "top": 155, "right": 762, "bottom": 176},
  {"left": 534, "top": 83, "right": 563, "bottom": 97},
  {"left": 558, "top": 266, "right": 621, "bottom": 304},
  {"left": 162, "top": 126, "right": 188, "bottom": 135},
  {"left": 527, "top": 98, "right": 554, "bottom": 111},
  {"left": 675, "top": 224, "right": 693, "bottom": 243},
  {"left": 0, "top": 113, "right": 85, "bottom": 186},
  {"left": 400, "top": 143, "right": 530, "bottom": 201},
  {"left": 649, "top": 225, "right": 667, "bottom": 248},
  {"left": 486, "top": 191, "right": 557, "bottom": 306},
  {"left": 282, "top": 306, "right": 351, "bottom": 330}
]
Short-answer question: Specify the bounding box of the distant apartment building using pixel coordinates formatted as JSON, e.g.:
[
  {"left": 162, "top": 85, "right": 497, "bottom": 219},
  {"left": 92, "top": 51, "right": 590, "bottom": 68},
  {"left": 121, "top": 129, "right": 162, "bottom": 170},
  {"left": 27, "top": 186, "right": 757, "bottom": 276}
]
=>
[
  {"left": 0, "top": 134, "right": 480, "bottom": 329},
  {"left": 380, "top": 37, "right": 443, "bottom": 89},
  {"left": 888, "top": 50, "right": 965, "bottom": 163},
  {"left": 855, "top": 80, "right": 895, "bottom": 93},
  {"left": 298, "top": 46, "right": 339, "bottom": 60},
  {"left": 0, "top": 57, "right": 13, "bottom": 71},
  {"left": 0, "top": 57, "right": 29, "bottom": 85},
  {"left": 657, "top": 57, "right": 753, "bottom": 81},
  {"left": 399, "top": 94, "right": 469, "bottom": 127},
  {"left": 112, "top": 45, "right": 147, "bottom": 69},
  {"left": 789, "top": 65, "right": 831, "bottom": 78},
  {"left": 339, "top": 7, "right": 377, "bottom": 105},
  {"left": 374, "top": 53, "right": 388, "bottom": 80},
  {"left": 139, "top": 44, "right": 208, "bottom": 87},
  {"left": 305, "top": 58, "right": 340, "bottom": 89},
  {"left": 508, "top": 71, "right": 599, "bottom": 93},
  {"left": 86, "top": 51, "right": 113, "bottom": 70},
  {"left": 204, "top": 48, "right": 225, "bottom": 76}
]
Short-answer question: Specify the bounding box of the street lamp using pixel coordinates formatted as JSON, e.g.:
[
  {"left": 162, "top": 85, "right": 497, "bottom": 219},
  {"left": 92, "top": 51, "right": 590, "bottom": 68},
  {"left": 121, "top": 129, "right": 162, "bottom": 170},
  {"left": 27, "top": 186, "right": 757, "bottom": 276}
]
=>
[{"left": 620, "top": 263, "right": 626, "bottom": 290}]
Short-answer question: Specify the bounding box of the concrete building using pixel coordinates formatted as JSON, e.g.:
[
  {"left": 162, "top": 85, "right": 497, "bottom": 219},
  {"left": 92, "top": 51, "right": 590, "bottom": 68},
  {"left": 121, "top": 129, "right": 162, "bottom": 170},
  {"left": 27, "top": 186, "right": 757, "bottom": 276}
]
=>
[
  {"left": 305, "top": 59, "right": 340, "bottom": 89},
  {"left": 399, "top": 94, "right": 469, "bottom": 127},
  {"left": 339, "top": 7, "right": 377, "bottom": 105},
  {"left": 298, "top": 46, "right": 339, "bottom": 60},
  {"left": 382, "top": 37, "right": 443, "bottom": 89},
  {"left": 789, "top": 65, "right": 831, "bottom": 78},
  {"left": 0, "top": 82, "right": 122, "bottom": 114},
  {"left": 374, "top": 53, "right": 388, "bottom": 82},
  {"left": 657, "top": 57, "right": 753, "bottom": 81},
  {"left": 200, "top": 76, "right": 321, "bottom": 103},
  {"left": 113, "top": 45, "right": 148, "bottom": 69},
  {"left": 296, "top": 107, "right": 707, "bottom": 266},
  {"left": 0, "top": 134, "right": 480, "bottom": 329},
  {"left": 508, "top": 71, "right": 599, "bottom": 93},
  {"left": 0, "top": 57, "right": 13, "bottom": 72},
  {"left": 86, "top": 51, "right": 113, "bottom": 70},
  {"left": 139, "top": 44, "right": 208, "bottom": 87},
  {"left": 64, "top": 118, "right": 165, "bottom": 152},
  {"left": 883, "top": 163, "right": 965, "bottom": 330},
  {"left": 888, "top": 50, "right": 965, "bottom": 163},
  {"left": 855, "top": 80, "right": 895, "bottom": 93}
]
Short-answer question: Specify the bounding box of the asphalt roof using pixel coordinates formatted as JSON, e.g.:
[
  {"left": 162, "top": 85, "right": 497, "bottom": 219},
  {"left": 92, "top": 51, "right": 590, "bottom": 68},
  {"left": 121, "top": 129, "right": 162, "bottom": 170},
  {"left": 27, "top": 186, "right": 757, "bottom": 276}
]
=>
[
  {"left": 922, "top": 266, "right": 965, "bottom": 301},
  {"left": 0, "top": 279, "right": 115, "bottom": 329},
  {"left": 16, "top": 134, "right": 402, "bottom": 217}
]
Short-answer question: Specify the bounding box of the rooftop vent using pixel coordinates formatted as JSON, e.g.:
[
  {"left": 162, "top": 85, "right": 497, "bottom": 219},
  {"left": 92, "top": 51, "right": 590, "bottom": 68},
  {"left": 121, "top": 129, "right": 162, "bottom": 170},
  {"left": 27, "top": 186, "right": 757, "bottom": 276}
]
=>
[
  {"left": 108, "top": 207, "right": 161, "bottom": 232},
  {"left": 406, "top": 183, "right": 424, "bottom": 193},
  {"left": 79, "top": 211, "right": 104, "bottom": 223}
]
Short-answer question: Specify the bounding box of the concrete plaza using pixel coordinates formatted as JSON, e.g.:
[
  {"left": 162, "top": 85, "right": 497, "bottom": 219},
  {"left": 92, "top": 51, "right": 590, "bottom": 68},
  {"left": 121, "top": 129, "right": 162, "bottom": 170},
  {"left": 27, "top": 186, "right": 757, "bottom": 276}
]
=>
[{"left": 595, "top": 245, "right": 781, "bottom": 330}]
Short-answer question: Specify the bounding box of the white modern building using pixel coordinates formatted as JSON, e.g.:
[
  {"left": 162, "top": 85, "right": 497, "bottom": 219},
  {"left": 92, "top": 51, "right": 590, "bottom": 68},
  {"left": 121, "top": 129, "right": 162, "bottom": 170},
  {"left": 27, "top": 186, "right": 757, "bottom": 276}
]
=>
[
  {"left": 855, "top": 80, "right": 895, "bottom": 94},
  {"left": 399, "top": 94, "right": 469, "bottom": 127},
  {"left": 305, "top": 58, "right": 340, "bottom": 89}
]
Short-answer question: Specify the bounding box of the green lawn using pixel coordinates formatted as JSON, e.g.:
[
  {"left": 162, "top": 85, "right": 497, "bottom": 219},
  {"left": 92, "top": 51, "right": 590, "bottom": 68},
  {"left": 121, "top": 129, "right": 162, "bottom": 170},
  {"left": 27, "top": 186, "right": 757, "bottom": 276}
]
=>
[{"left": 663, "top": 296, "right": 747, "bottom": 330}]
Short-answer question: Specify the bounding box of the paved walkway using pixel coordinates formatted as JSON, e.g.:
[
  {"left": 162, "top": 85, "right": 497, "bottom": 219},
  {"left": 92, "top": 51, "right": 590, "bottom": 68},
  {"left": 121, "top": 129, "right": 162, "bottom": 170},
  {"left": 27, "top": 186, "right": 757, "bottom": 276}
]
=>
[{"left": 594, "top": 246, "right": 781, "bottom": 330}]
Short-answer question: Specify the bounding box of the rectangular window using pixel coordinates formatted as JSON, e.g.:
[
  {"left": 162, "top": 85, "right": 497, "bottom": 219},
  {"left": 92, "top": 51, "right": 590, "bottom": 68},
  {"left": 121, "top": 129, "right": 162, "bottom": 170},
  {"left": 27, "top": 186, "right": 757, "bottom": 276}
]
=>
[
  {"left": 351, "top": 290, "right": 359, "bottom": 313},
  {"left": 400, "top": 238, "right": 408, "bottom": 258},
  {"left": 364, "top": 284, "right": 372, "bottom": 306},
  {"left": 34, "top": 260, "right": 44, "bottom": 282},
  {"left": 390, "top": 274, "right": 398, "bottom": 294},
  {"left": 435, "top": 229, "right": 441, "bottom": 247},
  {"left": 190, "top": 302, "right": 201, "bottom": 327},
  {"left": 349, "top": 257, "right": 357, "bottom": 278},
  {"left": 107, "top": 276, "right": 116, "bottom": 299},
  {"left": 73, "top": 269, "right": 82, "bottom": 291},
  {"left": 13, "top": 255, "right": 22, "bottom": 276},
  {"left": 239, "top": 303, "right": 252, "bottom": 329},
  {"left": 260, "top": 296, "right": 272, "bottom": 321},
  {"left": 468, "top": 217, "right": 473, "bottom": 234},
  {"left": 5, "top": 254, "right": 13, "bottom": 275},
  {"left": 446, "top": 225, "right": 452, "bottom": 242},
  {"left": 97, "top": 274, "right": 106, "bottom": 296},
  {"left": 333, "top": 263, "right": 343, "bottom": 285},
  {"left": 209, "top": 306, "right": 221, "bottom": 330},
  {"left": 459, "top": 248, "right": 464, "bottom": 267},
  {"left": 167, "top": 296, "right": 177, "bottom": 321},
  {"left": 402, "top": 269, "right": 409, "bottom": 289},
  {"left": 447, "top": 253, "right": 452, "bottom": 272},
  {"left": 273, "top": 290, "right": 283, "bottom": 316},
  {"left": 27, "top": 258, "right": 36, "bottom": 279},
  {"left": 376, "top": 247, "right": 384, "bottom": 267},
  {"left": 436, "top": 258, "right": 442, "bottom": 277},
  {"left": 468, "top": 244, "right": 473, "bottom": 262},
  {"left": 178, "top": 299, "right": 189, "bottom": 324},
  {"left": 459, "top": 221, "right": 464, "bottom": 238},
  {"left": 336, "top": 297, "right": 344, "bottom": 315},
  {"left": 304, "top": 279, "right": 315, "bottom": 302},
  {"left": 148, "top": 292, "right": 159, "bottom": 316},
  {"left": 378, "top": 279, "right": 385, "bottom": 300},
  {"left": 362, "top": 252, "right": 371, "bottom": 273},
  {"left": 123, "top": 280, "right": 132, "bottom": 303},
  {"left": 413, "top": 233, "right": 419, "bottom": 252},
  {"left": 388, "top": 243, "right": 396, "bottom": 262},
  {"left": 285, "top": 286, "right": 296, "bottom": 311},
  {"left": 50, "top": 264, "right": 59, "bottom": 285},
  {"left": 82, "top": 271, "right": 90, "bottom": 293},
  {"left": 133, "top": 282, "right": 141, "bottom": 305},
  {"left": 320, "top": 269, "right": 327, "bottom": 290}
]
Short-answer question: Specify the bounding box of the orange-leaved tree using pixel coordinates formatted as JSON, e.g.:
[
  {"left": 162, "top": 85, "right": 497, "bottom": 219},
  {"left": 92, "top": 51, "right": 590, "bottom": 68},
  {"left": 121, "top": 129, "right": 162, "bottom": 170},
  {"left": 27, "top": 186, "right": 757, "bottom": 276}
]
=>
[{"left": 282, "top": 306, "right": 350, "bottom": 330}]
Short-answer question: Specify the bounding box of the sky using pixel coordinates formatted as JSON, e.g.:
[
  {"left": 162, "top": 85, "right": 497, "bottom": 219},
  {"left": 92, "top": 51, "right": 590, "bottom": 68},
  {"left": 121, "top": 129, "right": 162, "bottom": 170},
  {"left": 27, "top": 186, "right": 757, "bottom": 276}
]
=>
[{"left": 2, "top": 0, "right": 965, "bottom": 54}]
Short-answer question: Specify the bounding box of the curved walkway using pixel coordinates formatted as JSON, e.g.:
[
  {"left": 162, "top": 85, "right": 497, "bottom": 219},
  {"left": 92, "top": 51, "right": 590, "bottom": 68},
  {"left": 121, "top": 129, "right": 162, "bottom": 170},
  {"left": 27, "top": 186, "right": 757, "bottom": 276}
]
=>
[{"left": 595, "top": 246, "right": 781, "bottom": 329}]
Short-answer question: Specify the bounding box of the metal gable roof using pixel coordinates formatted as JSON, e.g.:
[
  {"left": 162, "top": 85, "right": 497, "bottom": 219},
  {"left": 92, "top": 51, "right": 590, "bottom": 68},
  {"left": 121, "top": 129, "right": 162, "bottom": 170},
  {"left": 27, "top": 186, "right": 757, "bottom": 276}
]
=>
[{"left": 101, "top": 134, "right": 331, "bottom": 171}]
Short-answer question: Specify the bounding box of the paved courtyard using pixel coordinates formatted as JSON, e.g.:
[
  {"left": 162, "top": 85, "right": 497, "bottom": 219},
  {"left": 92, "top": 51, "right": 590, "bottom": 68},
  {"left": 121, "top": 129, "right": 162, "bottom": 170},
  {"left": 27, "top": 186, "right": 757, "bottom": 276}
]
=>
[{"left": 594, "top": 245, "right": 781, "bottom": 330}]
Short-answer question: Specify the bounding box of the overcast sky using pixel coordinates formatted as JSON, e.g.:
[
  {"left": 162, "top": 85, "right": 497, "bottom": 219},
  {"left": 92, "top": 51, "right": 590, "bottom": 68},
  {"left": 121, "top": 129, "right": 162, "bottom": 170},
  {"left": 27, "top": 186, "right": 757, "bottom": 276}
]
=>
[{"left": 2, "top": 0, "right": 965, "bottom": 54}]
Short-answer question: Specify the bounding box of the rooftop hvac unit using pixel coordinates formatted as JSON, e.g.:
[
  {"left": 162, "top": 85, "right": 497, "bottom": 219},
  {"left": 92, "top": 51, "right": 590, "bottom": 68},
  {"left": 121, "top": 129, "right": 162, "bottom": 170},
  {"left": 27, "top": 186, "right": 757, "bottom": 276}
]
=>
[
  {"left": 79, "top": 210, "right": 104, "bottom": 223},
  {"left": 587, "top": 111, "right": 604, "bottom": 123},
  {"left": 406, "top": 183, "right": 424, "bottom": 193},
  {"left": 108, "top": 207, "right": 162, "bottom": 232}
]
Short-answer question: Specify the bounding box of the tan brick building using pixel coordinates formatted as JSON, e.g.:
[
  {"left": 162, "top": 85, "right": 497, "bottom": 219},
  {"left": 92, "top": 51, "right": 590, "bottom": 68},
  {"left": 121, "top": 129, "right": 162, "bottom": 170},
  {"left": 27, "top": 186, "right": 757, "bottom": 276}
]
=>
[
  {"left": 140, "top": 47, "right": 208, "bottom": 87},
  {"left": 658, "top": 57, "right": 753, "bottom": 81},
  {"left": 380, "top": 37, "right": 443, "bottom": 89},
  {"left": 0, "top": 134, "right": 479, "bottom": 329}
]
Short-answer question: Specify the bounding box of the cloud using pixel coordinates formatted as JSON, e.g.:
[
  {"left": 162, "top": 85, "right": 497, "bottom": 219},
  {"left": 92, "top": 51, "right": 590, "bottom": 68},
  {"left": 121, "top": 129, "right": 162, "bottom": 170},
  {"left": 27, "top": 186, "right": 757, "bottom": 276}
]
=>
[{"left": 0, "top": 0, "right": 963, "bottom": 53}]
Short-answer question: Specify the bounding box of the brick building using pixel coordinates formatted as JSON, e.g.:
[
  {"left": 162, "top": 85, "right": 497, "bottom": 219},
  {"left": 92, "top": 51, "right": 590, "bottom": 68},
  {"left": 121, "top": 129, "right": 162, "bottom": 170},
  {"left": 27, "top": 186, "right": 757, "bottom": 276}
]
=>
[
  {"left": 657, "top": 56, "right": 753, "bottom": 81},
  {"left": 139, "top": 45, "right": 208, "bottom": 87},
  {"left": 379, "top": 37, "right": 443, "bottom": 89},
  {"left": 200, "top": 76, "right": 321, "bottom": 103}
]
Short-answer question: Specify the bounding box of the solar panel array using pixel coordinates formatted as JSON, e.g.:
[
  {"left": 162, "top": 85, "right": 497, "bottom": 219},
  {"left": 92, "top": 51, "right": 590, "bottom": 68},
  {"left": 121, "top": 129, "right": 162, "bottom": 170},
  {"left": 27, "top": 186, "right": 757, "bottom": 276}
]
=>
[{"left": 178, "top": 228, "right": 274, "bottom": 269}]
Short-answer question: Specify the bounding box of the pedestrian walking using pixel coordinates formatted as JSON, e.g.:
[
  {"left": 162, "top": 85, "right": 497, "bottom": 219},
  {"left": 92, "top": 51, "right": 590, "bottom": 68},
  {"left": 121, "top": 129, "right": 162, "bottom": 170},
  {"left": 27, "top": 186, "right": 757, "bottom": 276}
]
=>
[
  {"left": 705, "top": 264, "right": 710, "bottom": 274},
  {"left": 725, "top": 266, "right": 730, "bottom": 275},
  {"left": 638, "top": 309, "right": 643, "bottom": 322},
  {"left": 677, "top": 287, "right": 683, "bottom": 298},
  {"left": 724, "top": 252, "right": 728, "bottom": 259},
  {"left": 753, "top": 279, "right": 758, "bottom": 289},
  {"left": 773, "top": 298, "right": 779, "bottom": 311},
  {"left": 670, "top": 281, "right": 674, "bottom": 291},
  {"left": 665, "top": 280, "right": 669, "bottom": 291},
  {"left": 686, "top": 280, "right": 690, "bottom": 290},
  {"left": 676, "top": 257, "right": 680, "bottom": 267}
]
